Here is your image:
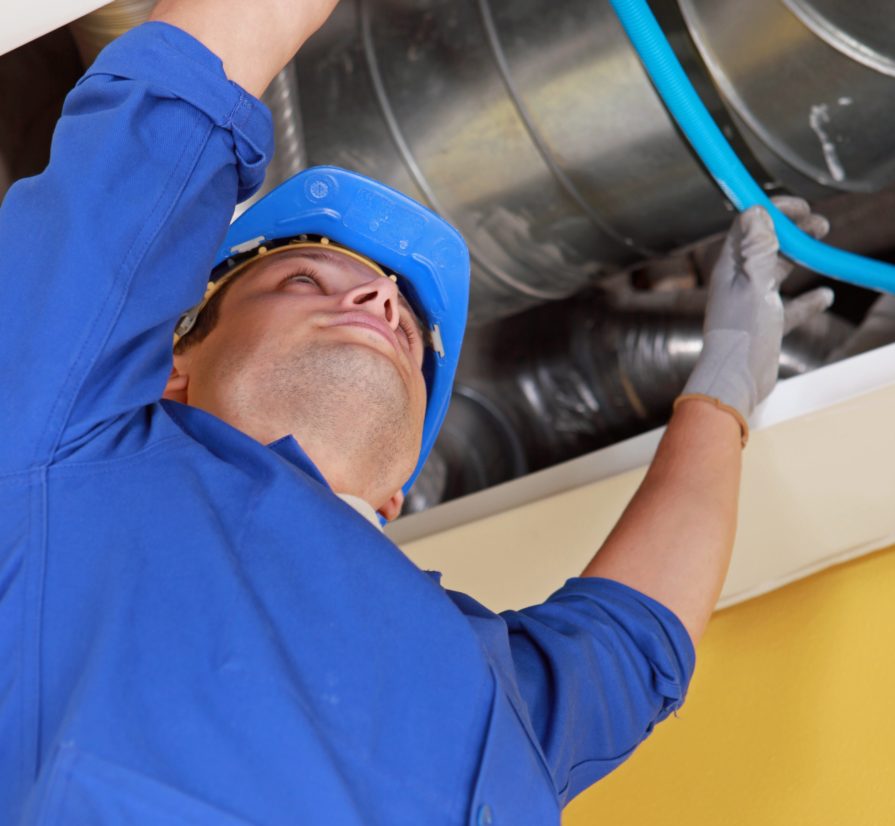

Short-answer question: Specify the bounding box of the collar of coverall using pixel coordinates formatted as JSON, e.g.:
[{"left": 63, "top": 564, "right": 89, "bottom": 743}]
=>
[
  {"left": 173, "top": 237, "right": 406, "bottom": 346},
  {"left": 336, "top": 493, "right": 385, "bottom": 531}
]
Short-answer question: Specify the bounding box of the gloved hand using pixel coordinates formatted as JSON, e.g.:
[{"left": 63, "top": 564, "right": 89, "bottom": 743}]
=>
[{"left": 680, "top": 196, "right": 834, "bottom": 437}]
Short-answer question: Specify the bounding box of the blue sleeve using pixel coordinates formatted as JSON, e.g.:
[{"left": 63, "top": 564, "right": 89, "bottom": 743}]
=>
[
  {"left": 442, "top": 575, "right": 695, "bottom": 806},
  {"left": 0, "top": 22, "right": 272, "bottom": 472},
  {"left": 502, "top": 577, "right": 696, "bottom": 803}
]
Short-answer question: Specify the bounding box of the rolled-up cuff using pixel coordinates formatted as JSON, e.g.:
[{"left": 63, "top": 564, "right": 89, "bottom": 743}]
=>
[
  {"left": 79, "top": 21, "right": 274, "bottom": 201},
  {"left": 548, "top": 576, "right": 696, "bottom": 717}
]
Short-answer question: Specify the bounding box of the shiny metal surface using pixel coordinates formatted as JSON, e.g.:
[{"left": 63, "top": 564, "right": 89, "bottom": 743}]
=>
[
  {"left": 782, "top": 0, "right": 895, "bottom": 76},
  {"left": 680, "top": 0, "right": 895, "bottom": 194},
  {"left": 488, "top": 288, "right": 851, "bottom": 461},
  {"left": 260, "top": 65, "right": 307, "bottom": 187},
  {"left": 296, "top": 0, "right": 730, "bottom": 323},
  {"left": 297, "top": 0, "right": 895, "bottom": 323},
  {"left": 404, "top": 384, "right": 528, "bottom": 514},
  {"left": 826, "top": 293, "right": 895, "bottom": 363},
  {"left": 234, "top": 64, "right": 307, "bottom": 217}
]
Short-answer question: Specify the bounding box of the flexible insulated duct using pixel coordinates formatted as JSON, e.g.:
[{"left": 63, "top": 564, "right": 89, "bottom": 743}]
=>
[
  {"left": 404, "top": 289, "right": 853, "bottom": 512},
  {"left": 404, "top": 385, "right": 528, "bottom": 513}
]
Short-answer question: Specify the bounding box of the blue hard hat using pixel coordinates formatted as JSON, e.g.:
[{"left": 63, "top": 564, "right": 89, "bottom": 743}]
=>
[{"left": 211, "top": 166, "right": 470, "bottom": 495}]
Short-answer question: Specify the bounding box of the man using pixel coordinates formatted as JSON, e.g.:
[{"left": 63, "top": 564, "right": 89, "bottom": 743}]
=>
[{"left": 0, "top": 1, "right": 832, "bottom": 823}]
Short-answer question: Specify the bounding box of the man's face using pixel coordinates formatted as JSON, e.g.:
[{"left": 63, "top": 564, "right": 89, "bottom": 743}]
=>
[{"left": 170, "top": 246, "right": 429, "bottom": 509}]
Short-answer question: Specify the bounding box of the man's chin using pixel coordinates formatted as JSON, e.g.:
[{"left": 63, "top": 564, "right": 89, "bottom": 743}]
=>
[
  {"left": 322, "top": 338, "right": 418, "bottom": 394},
  {"left": 267, "top": 338, "right": 423, "bottom": 457},
  {"left": 298, "top": 341, "right": 408, "bottom": 402}
]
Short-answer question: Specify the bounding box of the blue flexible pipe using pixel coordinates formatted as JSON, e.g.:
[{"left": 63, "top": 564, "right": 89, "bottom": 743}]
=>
[{"left": 609, "top": 0, "right": 895, "bottom": 294}]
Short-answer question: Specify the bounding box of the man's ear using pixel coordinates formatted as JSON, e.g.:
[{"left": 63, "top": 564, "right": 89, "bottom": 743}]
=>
[
  {"left": 377, "top": 490, "right": 405, "bottom": 523},
  {"left": 162, "top": 363, "right": 189, "bottom": 403}
]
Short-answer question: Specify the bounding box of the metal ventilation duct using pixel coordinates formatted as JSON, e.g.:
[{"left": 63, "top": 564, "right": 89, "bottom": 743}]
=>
[
  {"left": 680, "top": 0, "right": 895, "bottom": 194},
  {"left": 295, "top": 0, "right": 895, "bottom": 324}
]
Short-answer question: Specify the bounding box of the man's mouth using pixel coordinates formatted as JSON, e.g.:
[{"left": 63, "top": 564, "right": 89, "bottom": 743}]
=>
[{"left": 326, "top": 312, "right": 401, "bottom": 354}]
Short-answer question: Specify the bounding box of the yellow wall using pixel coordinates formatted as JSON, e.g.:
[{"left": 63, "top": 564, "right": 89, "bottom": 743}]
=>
[{"left": 563, "top": 543, "right": 895, "bottom": 825}]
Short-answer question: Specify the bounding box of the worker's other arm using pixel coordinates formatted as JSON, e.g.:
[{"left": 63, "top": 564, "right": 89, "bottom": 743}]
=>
[
  {"left": 581, "top": 399, "right": 741, "bottom": 645},
  {"left": 582, "top": 199, "right": 834, "bottom": 646},
  {"left": 149, "top": 0, "right": 339, "bottom": 98}
]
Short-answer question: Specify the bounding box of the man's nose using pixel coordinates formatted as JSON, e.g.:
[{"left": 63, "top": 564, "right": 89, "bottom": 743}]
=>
[{"left": 338, "top": 276, "right": 401, "bottom": 330}]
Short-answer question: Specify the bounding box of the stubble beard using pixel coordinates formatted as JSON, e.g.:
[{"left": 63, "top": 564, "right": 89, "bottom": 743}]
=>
[{"left": 250, "top": 340, "right": 418, "bottom": 491}]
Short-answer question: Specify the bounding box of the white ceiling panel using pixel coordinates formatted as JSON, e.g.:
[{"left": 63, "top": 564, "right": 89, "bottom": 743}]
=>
[{"left": 2, "top": 0, "right": 108, "bottom": 56}]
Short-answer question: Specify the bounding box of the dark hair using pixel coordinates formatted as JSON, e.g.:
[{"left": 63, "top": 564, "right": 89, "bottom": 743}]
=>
[{"left": 173, "top": 273, "right": 244, "bottom": 355}]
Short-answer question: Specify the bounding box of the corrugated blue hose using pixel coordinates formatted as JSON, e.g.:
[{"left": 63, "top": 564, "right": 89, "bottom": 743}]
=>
[{"left": 609, "top": 0, "right": 895, "bottom": 294}]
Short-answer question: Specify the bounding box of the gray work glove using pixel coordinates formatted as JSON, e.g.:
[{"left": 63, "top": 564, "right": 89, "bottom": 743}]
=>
[{"left": 681, "top": 196, "right": 835, "bottom": 422}]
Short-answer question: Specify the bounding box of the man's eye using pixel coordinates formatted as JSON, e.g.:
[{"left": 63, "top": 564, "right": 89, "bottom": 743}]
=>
[{"left": 284, "top": 271, "right": 319, "bottom": 287}]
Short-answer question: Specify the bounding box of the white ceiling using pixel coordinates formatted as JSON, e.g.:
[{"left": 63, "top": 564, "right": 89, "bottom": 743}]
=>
[{"left": 2, "top": 0, "right": 107, "bottom": 57}]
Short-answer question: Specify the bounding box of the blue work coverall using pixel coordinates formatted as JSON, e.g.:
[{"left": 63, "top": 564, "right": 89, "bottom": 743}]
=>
[{"left": 0, "top": 22, "right": 695, "bottom": 826}]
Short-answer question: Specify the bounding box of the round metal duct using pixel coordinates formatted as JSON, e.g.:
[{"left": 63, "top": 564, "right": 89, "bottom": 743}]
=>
[
  {"left": 295, "top": 0, "right": 895, "bottom": 324},
  {"left": 681, "top": 0, "right": 895, "bottom": 194}
]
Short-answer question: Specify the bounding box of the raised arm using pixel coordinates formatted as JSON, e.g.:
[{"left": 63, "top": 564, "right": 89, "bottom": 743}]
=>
[
  {"left": 0, "top": 3, "right": 337, "bottom": 474},
  {"left": 582, "top": 198, "right": 833, "bottom": 645},
  {"left": 149, "top": 0, "right": 339, "bottom": 98}
]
